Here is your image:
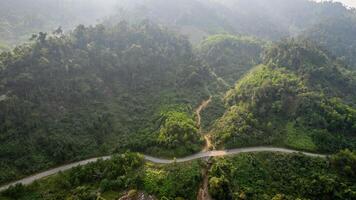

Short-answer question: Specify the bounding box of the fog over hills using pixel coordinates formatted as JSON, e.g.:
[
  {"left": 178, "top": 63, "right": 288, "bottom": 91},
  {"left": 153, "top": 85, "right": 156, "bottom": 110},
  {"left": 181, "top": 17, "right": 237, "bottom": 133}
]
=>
[{"left": 0, "top": 1, "right": 355, "bottom": 200}]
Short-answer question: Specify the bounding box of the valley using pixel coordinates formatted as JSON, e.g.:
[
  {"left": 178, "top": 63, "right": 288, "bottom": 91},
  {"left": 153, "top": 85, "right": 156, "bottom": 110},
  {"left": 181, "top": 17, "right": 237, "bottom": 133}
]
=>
[{"left": 0, "top": 0, "right": 355, "bottom": 199}]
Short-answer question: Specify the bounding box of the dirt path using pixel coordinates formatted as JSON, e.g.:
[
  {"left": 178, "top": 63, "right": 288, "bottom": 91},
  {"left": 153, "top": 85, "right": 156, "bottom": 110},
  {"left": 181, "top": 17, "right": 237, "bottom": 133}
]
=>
[
  {"left": 197, "top": 159, "right": 213, "bottom": 200},
  {"left": 0, "top": 97, "right": 327, "bottom": 197},
  {"left": 195, "top": 97, "right": 213, "bottom": 200},
  {"left": 195, "top": 96, "right": 212, "bottom": 128},
  {"left": 195, "top": 96, "right": 213, "bottom": 152},
  {"left": 0, "top": 98, "right": 327, "bottom": 194}
]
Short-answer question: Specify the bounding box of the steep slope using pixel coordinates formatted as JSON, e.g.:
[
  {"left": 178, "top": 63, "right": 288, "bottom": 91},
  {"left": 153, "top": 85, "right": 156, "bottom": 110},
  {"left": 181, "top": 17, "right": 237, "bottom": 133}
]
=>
[
  {"left": 113, "top": 0, "right": 356, "bottom": 42},
  {"left": 1, "top": 150, "right": 355, "bottom": 200},
  {"left": 0, "top": 153, "right": 202, "bottom": 200},
  {"left": 0, "top": 21, "right": 215, "bottom": 184},
  {"left": 197, "top": 34, "right": 265, "bottom": 85},
  {"left": 109, "top": 0, "right": 356, "bottom": 70},
  {"left": 109, "top": 0, "right": 234, "bottom": 44},
  {"left": 212, "top": 40, "right": 356, "bottom": 152},
  {"left": 208, "top": 151, "right": 356, "bottom": 199},
  {"left": 303, "top": 12, "right": 356, "bottom": 70},
  {"left": 212, "top": 0, "right": 353, "bottom": 39},
  {"left": 196, "top": 34, "right": 265, "bottom": 132}
]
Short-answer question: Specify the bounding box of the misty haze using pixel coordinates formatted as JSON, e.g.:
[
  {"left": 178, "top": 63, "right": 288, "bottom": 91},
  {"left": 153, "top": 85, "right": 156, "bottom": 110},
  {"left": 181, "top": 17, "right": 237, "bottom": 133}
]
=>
[{"left": 0, "top": 0, "right": 355, "bottom": 200}]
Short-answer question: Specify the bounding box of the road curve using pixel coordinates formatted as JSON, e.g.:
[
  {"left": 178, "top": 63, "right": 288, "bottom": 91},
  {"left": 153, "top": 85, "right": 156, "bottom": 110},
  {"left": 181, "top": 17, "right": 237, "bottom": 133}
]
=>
[{"left": 0, "top": 147, "right": 326, "bottom": 192}]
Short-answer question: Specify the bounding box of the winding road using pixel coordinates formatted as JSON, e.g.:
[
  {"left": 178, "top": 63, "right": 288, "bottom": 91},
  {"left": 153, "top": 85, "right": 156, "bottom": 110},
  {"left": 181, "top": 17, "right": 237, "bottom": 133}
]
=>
[
  {"left": 0, "top": 98, "right": 327, "bottom": 192},
  {"left": 0, "top": 147, "right": 326, "bottom": 192}
]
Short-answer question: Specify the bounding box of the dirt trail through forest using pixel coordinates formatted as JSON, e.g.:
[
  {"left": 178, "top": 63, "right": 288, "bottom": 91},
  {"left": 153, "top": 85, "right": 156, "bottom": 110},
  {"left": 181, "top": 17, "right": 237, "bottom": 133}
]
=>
[
  {"left": 195, "top": 96, "right": 213, "bottom": 152},
  {"left": 195, "top": 97, "right": 214, "bottom": 200},
  {"left": 0, "top": 96, "right": 327, "bottom": 193}
]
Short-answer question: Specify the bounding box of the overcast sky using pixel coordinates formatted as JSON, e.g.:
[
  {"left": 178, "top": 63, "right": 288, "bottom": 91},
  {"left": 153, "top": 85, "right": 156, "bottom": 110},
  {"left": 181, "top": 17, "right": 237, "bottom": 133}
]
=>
[
  {"left": 315, "top": 0, "right": 356, "bottom": 8},
  {"left": 337, "top": 0, "right": 356, "bottom": 7}
]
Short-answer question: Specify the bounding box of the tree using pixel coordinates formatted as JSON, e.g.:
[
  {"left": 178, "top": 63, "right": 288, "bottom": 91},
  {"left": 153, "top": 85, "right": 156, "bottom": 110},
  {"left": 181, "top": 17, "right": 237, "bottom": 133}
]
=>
[
  {"left": 330, "top": 149, "right": 356, "bottom": 179},
  {"left": 209, "top": 176, "right": 232, "bottom": 200}
]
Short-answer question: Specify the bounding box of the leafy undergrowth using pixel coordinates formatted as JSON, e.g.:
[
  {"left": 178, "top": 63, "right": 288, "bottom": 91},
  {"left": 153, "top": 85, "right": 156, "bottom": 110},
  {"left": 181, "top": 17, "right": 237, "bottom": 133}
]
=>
[
  {"left": 2, "top": 150, "right": 355, "bottom": 200},
  {"left": 211, "top": 40, "right": 356, "bottom": 153},
  {"left": 0, "top": 21, "right": 216, "bottom": 185},
  {"left": 197, "top": 34, "right": 265, "bottom": 85},
  {"left": 0, "top": 153, "right": 202, "bottom": 200},
  {"left": 208, "top": 151, "right": 356, "bottom": 200},
  {"left": 285, "top": 122, "right": 317, "bottom": 151}
]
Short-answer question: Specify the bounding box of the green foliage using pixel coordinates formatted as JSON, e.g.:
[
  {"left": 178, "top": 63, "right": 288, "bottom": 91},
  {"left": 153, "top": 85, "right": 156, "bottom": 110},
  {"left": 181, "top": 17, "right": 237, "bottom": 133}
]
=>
[
  {"left": 213, "top": 65, "right": 304, "bottom": 148},
  {"left": 330, "top": 149, "right": 356, "bottom": 179},
  {"left": 303, "top": 13, "right": 356, "bottom": 70},
  {"left": 0, "top": 153, "right": 202, "bottom": 200},
  {"left": 264, "top": 39, "right": 356, "bottom": 100},
  {"left": 212, "top": 41, "right": 356, "bottom": 152},
  {"left": 108, "top": 0, "right": 235, "bottom": 43},
  {"left": 209, "top": 176, "right": 232, "bottom": 200},
  {"left": 208, "top": 152, "right": 356, "bottom": 200},
  {"left": 212, "top": 105, "right": 264, "bottom": 148},
  {"left": 200, "top": 96, "right": 226, "bottom": 130},
  {"left": 225, "top": 65, "right": 305, "bottom": 111},
  {"left": 0, "top": 1, "right": 355, "bottom": 197},
  {"left": 158, "top": 111, "right": 201, "bottom": 149},
  {"left": 143, "top": 162, "right": 202, "bottom": 199},
  {"left": 208, "top": 159, "right": 235, "bottom": 199},
  {"left": 197, "top": 34, "right": 264, "bottom": 85},
  {"left": 2, "top": 184, "right": 29, "bottom": 199},
  {"left": 112, "top": 0, "right": 356, "bottom": 43},
  {"left": 285, "top": 122, "right": 316, "bottom": 151},
  {"left": 0, "top": 21, "right": 214, "bottom": 184}
]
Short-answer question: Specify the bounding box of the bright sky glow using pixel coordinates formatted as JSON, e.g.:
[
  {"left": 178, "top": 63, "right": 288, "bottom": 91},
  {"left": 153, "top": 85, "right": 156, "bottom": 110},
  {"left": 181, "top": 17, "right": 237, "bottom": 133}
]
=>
[{"left": 314, "top": 0, "right": 356, "bottom": 8}]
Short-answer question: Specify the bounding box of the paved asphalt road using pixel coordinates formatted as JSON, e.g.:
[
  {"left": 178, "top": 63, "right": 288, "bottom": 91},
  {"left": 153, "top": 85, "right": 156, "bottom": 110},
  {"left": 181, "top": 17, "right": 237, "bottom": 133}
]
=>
[{"left": 0, "top": 147, "right": 326, "bottom": 192}]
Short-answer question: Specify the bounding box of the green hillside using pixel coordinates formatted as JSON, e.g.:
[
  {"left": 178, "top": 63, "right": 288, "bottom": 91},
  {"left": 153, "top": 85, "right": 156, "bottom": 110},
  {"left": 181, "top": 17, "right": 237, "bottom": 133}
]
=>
[
  {"left": 2, "top": 151, "right": 355, "bottom": 200},
  {"left": 0, "top": 0, "right": 356, "bottom": 199},
  {"left": 212, "top": 40, "right": 356, "bottom": 152},
  {"left": 0, "top": 21, "right": 216, "bottom": 185},
  {"left": 197, "top": 34, "right": 265, "bottom": 85},
  {"left": 208, "top": 151, "right": 356, "bottom": 199},
  {"left": 0, "top": 153, "right": 202, "bottom": 200},
  {"left": 303, "top": 13, "right": 356, "bottom": 70}
]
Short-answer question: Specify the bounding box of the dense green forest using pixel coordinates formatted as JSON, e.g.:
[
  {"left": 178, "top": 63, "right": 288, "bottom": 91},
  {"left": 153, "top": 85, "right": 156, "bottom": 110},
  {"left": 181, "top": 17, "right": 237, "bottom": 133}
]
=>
[
  {"left": 197, "top": 34, "right": 265, "bottom": 85},
  {"left": 1, "top": 150, "right": 355, "bottom": 200},
  {"left": 208, "top": 151, "right": 356, "bottom": 200},
  {"left": 2, "top": 0, "right": 356, "bottom": 68},
  {"left": 212, "top": 40, "right": 356, "bottom": 152},
  {"left": 110, "top": 0, "right": 356, "bottom": 70},
  {"left": 0, "top": 153, "right": 203, "bottom": 200},
  {"left": 0, "top": 21, "right": 217, "bottom": 185},
  {"left": 0, "top": 0, "right": 356, "bottom": 199}
]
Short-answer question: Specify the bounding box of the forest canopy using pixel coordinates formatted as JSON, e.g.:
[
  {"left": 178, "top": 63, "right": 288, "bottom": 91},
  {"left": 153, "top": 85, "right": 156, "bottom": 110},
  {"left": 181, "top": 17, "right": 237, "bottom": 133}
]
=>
[{"left": 0, "top": 0, "right": 355, "bottom": 199}]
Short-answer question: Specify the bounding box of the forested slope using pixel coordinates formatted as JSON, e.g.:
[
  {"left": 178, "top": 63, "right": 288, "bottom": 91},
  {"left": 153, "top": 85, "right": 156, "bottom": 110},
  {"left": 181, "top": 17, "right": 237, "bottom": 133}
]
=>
[
  {"left": 0, "top": 153, "right": 203, "bottom": 200},
  {"left": 0, "top": 21, "right": 217, "bottom": 184},
  {"left": 1, "top": 150, "right": 355, "bottom": 200},
  {"left": 0, "top": 0, "right": 356, "bottom": 198},
  {"left": 197, "top": 34, "right": 265, "bottom": 85},
  {"left": 208, "top": 151, "right": 356, "bottom": 199},
  {"left": 2, "top": 0, "right": 356, "bottom": 71},
  {"left": 303, "top": 11, "right": 356, "bottom": 70},
  {"left": 212, "top": 40, "right": 356, "bottom": 152},
  {"left": 111, "top": 0, "right": 356, "bottom": 71}
]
